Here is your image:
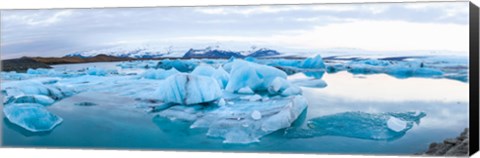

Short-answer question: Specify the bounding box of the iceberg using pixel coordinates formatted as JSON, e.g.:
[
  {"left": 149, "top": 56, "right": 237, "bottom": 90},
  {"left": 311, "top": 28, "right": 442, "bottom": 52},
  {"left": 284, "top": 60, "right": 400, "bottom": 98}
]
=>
[
  {"left": 86, "top": 67, "right": 108, "bottom": 76},
  {"left": 266, "top": 59, "right": 302, "bottom": 68},
  {"left": 191, "top": 65, "right": 230, "bottom": 88},
  {"left": 141, "top": 68, "right": 180, "bottom": 80},
  {"left": 190, "top": 96, "right": 308, "bottom": 144},
  {"left": 225, "top": 59, "right": 288, "bottom": 94},
  {"left": 2, "top": 80, "right": 75, "bottom": 100},
  {"left": 156, "top": 59, "right": 198, "bottom": 72},
  {"left": 285, "top": 111, "right": 426, "bottom": 141},
  {"left": 3, "top": 103, "right": 63, "bottom": 132},
  {"left": 345, "top": 59, "right": 446, "bottom": 79},
  {"left": 300, "top": 55, "right": 326, "bottom": 69},
  {"left": 27, "top": 68, "right": 56, "bottom": 75},
  {"left": 156, "top": 74, "right": 222, "bottom": 105}
]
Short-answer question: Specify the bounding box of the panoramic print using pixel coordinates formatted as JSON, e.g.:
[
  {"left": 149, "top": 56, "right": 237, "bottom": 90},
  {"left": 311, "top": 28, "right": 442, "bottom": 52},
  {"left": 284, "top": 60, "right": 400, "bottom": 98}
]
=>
[{"left": 0, "top": 2, "right": 470, "bottom": 156}]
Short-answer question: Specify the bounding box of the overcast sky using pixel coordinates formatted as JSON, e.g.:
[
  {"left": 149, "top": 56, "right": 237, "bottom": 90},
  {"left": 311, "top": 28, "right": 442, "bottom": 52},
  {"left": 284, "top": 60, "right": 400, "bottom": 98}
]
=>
[{"left": 0, "top": 2, "right": 469, "bottom": 59}]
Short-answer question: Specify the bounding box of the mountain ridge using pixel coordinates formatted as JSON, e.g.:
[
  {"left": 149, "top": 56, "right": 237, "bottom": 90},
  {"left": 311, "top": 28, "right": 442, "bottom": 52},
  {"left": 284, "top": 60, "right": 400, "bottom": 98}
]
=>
[{"left": 66, "top": 46, "right": 282, "bottom": 59}]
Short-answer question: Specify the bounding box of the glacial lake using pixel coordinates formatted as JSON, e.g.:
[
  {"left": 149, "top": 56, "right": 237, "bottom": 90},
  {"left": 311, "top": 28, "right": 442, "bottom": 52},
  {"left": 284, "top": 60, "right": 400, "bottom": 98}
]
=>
[{"left": 2, "top": 61, "right": 469, "bottom": 155}]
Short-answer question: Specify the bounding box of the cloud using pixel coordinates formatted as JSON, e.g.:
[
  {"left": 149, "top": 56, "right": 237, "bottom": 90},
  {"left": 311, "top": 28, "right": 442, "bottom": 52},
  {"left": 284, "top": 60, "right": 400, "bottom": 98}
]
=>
[
  {"left": 174, "top": 20, "right": 468, "bottom": 53},
  {"left": 275, "top": 20, "right": 468, "bottom": 52},
  {"left": 0, "top": 2, "right": 470, "bottom": 59},
  {"left": 2, "top": 10, "right": 73, "bottom": 26},
  {"left": 193, "top": 6, "right": 302, "bottom": 15}
]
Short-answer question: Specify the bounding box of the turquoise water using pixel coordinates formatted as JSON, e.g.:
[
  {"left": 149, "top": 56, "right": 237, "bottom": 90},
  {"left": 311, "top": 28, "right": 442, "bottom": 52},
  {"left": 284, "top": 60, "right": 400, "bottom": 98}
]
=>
[{"left": 2, "top": 62, "right": 469, "bottom": 155}]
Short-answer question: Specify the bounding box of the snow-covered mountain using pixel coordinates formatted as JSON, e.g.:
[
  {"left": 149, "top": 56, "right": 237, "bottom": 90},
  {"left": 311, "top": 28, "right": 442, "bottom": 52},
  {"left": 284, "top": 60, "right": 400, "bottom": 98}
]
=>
[
  {"left": 182, "top": 46, "right": 281, "bottom": 58},
  {"left": 65, "top": 46, "right": 283, "bottom": 59},
  {"left": 65, "top": 47, "right": 169, "bottom": 58},
  {"left": 183, "top": 46, "right": 244, "bottom": 59}
]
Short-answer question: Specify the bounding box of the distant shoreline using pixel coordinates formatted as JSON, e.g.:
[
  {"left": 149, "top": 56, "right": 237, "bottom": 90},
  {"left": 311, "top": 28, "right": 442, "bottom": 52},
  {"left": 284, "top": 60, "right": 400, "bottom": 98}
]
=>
[{"left": 1, "top": 54, "right": 306, "bottom": 72}]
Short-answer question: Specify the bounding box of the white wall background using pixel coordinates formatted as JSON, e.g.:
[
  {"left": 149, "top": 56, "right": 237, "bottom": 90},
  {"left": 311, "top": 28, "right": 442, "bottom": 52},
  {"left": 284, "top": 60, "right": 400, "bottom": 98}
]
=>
[{"left": 0, "top": 0, "right": 478, "bottom": 158}]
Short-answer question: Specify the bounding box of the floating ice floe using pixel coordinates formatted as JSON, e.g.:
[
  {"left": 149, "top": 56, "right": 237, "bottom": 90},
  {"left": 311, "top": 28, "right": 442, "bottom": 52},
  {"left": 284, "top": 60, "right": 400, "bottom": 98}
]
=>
[
  {"left": 190, "top": 95, "right": 308, "bottom": 144},
  {"left": 3, "top": 103, "right": 63, "bottom": 132},
  {"left": 344, "top": 59, "right": 446, "bottom": 79},
  {"left": 285, "top": 111, "right": 426, "bottom": 141},
  {"left": 156, "top": 74, "right": 222, "bottom": 105},
  {"left": 2, "top": 79, "right": 76, "bottom": 101},
  {"left": 291, "top": 79, "right": 328, "bottom": 88}
]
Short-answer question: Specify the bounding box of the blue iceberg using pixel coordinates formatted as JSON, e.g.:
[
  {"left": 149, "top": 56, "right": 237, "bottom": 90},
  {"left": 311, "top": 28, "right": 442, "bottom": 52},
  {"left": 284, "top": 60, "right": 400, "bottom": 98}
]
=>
[
  {"left": 300, "top": 55, "right": 326, "bottom": 69},
  {"left": 2, "top": 80, "right": 76, "bottom": 100},
  {"left": 191, "top": 64, "right": 230, "bottom": 89},
  {"left": 86, "top": 67, "right": 108, "bottom": 76},
  {"left": 224, "top": 59, "right": 288, "bottom": 94},
  {"left": 3, "top": 103, "right": 63, "bottom": 132},
  {"left": 156, "top": 74, "right": 222, "bottom": 105},
  {"left": 156, "top": 59, "right": 198, "bottom": 72}
]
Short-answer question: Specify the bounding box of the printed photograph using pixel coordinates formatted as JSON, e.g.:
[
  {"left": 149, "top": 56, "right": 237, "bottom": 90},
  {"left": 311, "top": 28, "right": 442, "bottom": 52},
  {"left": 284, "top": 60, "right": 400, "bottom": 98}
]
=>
[{"left": 0, "top": 2, "right": 471, "bottom": 156}]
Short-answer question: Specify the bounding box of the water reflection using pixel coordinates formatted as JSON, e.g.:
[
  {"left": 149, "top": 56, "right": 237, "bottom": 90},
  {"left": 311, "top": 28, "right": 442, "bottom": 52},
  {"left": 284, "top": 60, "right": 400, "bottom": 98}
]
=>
[
  {"left": 303, "top": 71, "right": 325, "bottom": 79},
  {"left": 298, "top": 71, "right": 469, "bottom": 102},
  {"left": 152, "top": 115, "right": 195, "bottom": 136}
]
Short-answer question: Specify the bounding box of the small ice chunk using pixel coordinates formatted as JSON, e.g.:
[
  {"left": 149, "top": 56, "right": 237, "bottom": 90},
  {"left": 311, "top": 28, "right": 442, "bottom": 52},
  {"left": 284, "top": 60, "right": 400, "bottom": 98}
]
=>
[
  {"left": 3, "top": 104, "right": 63, "bottom": 132},
  {"left": 248, "top": 94, "right": 262, "bottom": 102},
  {"left": 387, "top": 116, "right": 408, "bottom": 132},
  {"left": 251, "top": 110, "right": 262, "bottom": 120},
  {"left": 218, "top": 98, "right": 226, "bottom": 106},
  {"left": 268, "top": 77, "right": 289, "bottom": 94},
  {"left": 281, "top": 86, "right": 302, "bottom": 96},
  {"left": 237, "top": 87, "right": 254, "bottom": 94}
]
